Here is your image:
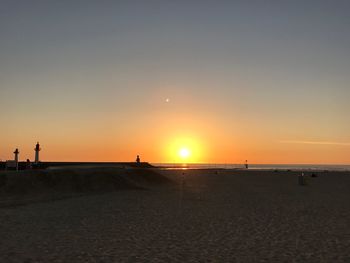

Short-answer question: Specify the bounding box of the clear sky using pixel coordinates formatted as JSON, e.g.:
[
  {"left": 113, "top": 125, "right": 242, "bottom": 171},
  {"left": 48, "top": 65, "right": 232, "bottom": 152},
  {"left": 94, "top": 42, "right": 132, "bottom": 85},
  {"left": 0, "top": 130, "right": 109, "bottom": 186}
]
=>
[{"left": 1, "top": 0, "right": 349, "bottom": 164}]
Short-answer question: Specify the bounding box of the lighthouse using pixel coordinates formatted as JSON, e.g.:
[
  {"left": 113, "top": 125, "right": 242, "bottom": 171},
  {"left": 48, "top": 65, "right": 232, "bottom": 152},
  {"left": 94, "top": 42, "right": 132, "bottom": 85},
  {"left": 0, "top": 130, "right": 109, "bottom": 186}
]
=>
[
  {"left": 34, "top": 142, "right": 41, "bottom": 164},
  {"left": 14, "top": 148, "right": 19, "bottom": 171}
]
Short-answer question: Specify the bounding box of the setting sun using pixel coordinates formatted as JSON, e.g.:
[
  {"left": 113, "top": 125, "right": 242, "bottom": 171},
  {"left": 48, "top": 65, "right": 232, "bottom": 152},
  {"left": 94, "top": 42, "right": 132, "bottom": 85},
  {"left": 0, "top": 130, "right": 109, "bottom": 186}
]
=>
[
  {"left": 179, "top": 148, "right": 190, "bottom": 159},
  {"left": 163, "top": 135, "right": 206, "bottom": 163}
]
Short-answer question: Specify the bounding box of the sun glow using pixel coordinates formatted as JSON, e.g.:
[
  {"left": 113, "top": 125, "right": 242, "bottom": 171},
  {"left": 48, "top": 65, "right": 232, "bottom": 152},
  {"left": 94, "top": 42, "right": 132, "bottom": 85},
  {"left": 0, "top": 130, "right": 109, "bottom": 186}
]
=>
[
  {"left": 179, "top": 148, "right": 190, "bottom": 159},
  {"left": 164, "top": 135, "right": 206, "bottom": 163}
]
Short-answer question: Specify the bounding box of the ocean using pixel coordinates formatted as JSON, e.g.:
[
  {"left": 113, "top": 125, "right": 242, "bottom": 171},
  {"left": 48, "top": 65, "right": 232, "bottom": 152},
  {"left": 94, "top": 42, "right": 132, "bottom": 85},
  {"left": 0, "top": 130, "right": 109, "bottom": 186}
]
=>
[{"left": 152, "top": 163, "right": 350, "bottom": 171}]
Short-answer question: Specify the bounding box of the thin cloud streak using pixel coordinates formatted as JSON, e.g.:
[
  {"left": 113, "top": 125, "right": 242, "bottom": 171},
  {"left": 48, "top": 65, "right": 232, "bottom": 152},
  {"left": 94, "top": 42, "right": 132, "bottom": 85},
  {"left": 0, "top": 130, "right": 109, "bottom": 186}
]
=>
[{"left": 280, "top": 140, "right": 350, "bottom": 146}]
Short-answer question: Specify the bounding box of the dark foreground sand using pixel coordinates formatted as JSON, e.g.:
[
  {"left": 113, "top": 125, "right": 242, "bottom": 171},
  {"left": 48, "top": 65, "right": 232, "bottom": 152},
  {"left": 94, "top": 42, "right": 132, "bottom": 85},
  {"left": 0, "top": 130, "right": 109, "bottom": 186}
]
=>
[{"left": 0, "top": 168, "right": 349, "bottom": 262}]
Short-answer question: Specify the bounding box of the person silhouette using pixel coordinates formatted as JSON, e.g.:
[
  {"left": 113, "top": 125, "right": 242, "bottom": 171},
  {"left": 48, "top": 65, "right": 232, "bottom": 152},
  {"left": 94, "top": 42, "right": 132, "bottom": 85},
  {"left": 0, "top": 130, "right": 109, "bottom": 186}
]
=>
[{"left": 136, "top": 155, "right": 140, "bottom": 163}]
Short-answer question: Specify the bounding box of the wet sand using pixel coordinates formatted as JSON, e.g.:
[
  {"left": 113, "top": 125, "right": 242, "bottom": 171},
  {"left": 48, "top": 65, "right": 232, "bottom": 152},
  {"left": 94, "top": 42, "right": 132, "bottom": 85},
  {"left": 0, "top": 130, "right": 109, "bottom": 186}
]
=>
[{"left": 0, "top": 168, "right": 349, "bottom": 262}]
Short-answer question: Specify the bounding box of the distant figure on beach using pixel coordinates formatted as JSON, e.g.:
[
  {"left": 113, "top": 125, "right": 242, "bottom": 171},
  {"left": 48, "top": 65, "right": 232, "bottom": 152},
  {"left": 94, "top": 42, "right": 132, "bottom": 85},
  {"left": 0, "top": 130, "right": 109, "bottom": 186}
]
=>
[
  {"left": 298, "top": 172, "right": 305, "bottom": 185},
  {"left": 245, "top": 160, "right": 248, "bottom": 169},
  {"left": 136, "top": 155, "right": 140, "bottom": 164}
]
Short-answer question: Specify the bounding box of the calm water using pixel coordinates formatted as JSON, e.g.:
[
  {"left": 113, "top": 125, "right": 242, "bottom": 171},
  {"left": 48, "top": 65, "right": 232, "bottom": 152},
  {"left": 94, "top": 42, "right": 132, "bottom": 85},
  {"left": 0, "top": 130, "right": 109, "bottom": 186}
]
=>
[{"left": 152, "top": 163, "right": 350, "bottom": 171}]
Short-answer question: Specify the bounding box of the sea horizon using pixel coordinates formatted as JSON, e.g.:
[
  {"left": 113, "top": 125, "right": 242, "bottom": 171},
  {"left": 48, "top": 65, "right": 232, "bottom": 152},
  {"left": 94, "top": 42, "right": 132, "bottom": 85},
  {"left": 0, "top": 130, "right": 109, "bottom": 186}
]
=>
[{"left": 152, "top": 163, "right": 350, "bottom": 171}]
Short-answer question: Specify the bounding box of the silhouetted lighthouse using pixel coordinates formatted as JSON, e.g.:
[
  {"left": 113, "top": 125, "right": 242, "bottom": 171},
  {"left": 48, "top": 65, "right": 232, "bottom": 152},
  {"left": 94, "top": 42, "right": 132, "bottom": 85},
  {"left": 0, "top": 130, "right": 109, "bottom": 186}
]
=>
[
  {"left": 14, "top": 148, "right": 19, "bottom": 171},
  {"left": 34, "top": 142, "right": 41, "bottom": 164}
]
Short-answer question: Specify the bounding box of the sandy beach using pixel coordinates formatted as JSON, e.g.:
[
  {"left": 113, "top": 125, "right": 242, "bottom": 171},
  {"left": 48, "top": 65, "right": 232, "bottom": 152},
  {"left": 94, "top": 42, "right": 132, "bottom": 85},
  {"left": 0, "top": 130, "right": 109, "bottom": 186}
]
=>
[{"left": 0, "top": 168, "right": 349, "bottom": 262}]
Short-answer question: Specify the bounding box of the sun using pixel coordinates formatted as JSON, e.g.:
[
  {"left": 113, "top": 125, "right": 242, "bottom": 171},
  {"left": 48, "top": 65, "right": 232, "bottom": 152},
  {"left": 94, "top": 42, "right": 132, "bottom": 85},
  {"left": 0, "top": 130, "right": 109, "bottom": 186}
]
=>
[
  {"left": 165, "top": 136, "right": 205, "bottom": 163},
  {"left": 179, "top": 148, "right": 190, "bottom": 159}
]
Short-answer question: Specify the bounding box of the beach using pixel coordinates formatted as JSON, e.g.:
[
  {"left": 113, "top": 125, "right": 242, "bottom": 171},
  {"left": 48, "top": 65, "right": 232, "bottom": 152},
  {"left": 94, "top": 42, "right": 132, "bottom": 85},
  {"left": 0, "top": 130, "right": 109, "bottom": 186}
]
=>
[{"left": 0, "top": 168, "right": 349, "bottom": 262}]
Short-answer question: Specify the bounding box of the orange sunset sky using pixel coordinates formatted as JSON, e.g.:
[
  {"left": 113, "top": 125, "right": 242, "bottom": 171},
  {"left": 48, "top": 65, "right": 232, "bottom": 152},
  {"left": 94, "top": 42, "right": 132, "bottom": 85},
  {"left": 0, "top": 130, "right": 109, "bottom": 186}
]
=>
[{"left": 1, "top": 1, "right": 349, "bottom": 164}]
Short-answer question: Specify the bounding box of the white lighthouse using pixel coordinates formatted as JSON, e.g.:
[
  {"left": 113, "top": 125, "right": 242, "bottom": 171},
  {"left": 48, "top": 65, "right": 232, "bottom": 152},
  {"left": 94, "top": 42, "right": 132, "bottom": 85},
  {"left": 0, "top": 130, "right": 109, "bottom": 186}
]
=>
[
  {"left": 34, "top": 142, "right": 41, "bottom": 164},
  {"left": 14, "top": 148, "right": 19, "bottom": 171}
]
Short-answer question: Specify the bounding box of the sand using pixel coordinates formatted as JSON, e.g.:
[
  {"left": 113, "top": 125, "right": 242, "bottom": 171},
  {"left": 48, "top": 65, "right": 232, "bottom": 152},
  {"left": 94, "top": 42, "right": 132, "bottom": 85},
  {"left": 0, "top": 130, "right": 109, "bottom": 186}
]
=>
[{"left": 0, "top": 168, "right": 349, "bottom": 262}]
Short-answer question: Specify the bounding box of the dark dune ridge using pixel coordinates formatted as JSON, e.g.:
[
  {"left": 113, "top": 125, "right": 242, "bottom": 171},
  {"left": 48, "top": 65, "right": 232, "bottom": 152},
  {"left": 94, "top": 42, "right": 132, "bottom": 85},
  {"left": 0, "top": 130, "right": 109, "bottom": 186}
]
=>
[
  {"left": 0, "top": 161, "right": 154, "bottom": 170},
  {"left": 0, "top": 167, "right": 171, "bottom": 207}
]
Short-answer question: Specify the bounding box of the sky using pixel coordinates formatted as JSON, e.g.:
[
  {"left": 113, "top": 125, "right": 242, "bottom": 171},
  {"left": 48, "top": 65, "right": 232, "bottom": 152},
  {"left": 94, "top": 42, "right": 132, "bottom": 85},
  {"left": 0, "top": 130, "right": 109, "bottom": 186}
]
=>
[{"left": 0, "top": 0, "right": 349, "bottom": 164}]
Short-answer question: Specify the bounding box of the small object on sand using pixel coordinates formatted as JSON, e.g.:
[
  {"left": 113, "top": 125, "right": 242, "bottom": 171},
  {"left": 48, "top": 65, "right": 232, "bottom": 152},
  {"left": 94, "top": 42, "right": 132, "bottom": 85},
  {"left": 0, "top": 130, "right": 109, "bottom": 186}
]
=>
[
  {"left": 311, "top": 173, "right": 318, "bottom": 177},
  {"left": 298, "top": 172, "right": 305, "bottom": 185}
]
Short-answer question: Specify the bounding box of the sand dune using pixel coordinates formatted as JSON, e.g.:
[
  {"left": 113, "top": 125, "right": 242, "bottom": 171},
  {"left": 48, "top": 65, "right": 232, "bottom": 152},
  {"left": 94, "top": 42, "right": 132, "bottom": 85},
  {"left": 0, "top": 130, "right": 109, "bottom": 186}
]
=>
[{"left": 0, "top": 167, "right": 171, "bottom": 207}]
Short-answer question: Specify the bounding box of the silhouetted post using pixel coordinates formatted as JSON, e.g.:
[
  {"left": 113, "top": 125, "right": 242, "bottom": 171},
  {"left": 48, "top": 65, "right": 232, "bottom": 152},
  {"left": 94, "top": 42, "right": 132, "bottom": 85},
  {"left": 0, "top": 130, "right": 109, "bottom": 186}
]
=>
[
  {"left": 136, "top": 155, "right": 140, "bottom": 164},
  {"left": 245, "top": 160, "right": 249, "bottom": 169},
  {"left": 14, "top": 148, "right": 19, "bottom": 171},
  {"left": 34, "top": 142, "right": 41, "bottom": 164}
]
